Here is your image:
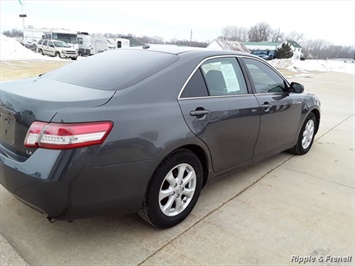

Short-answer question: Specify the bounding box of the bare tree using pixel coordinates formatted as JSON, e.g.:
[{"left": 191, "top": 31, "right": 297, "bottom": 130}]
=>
[
  {"left": 220, "top": 25, "right": 248, "bottom": 42},
  {"left": 302, "top": 39, "right": 330, "bottom": 59},
  {"left": 286, "top": 31, "right": 305, "bottom": 43},
  {"left": 270, "top": 27, "right": 284, "bottom": 42},
  {"left": 2, "top": 28, "right": 23, "bottom": 37},
  {"left": 220, "top": 25, "right": 233, "bottom": 40},
  {"left": 248, "top": 22, "right": 272, "bottom": 42},
  {"left": 321, "top": 45, "right": 355, "bottom": 59}
]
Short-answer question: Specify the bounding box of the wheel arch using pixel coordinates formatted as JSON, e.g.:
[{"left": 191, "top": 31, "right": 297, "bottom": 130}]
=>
[
  {"left": 311, "top": 108, "right": 321, "bottom": 134},
  {"left": 179, "top": 144, "right": 209, "bottom": 187},
  {"left": 154, "top": 144, "right": 210, "bottom": 188}
]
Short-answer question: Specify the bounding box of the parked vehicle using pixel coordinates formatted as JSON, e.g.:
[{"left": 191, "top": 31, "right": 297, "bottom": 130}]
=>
[
  {"left": 77, "top": 32, "right": 108, "bottom": 56},
  {"left": 107, "top": 37, "right": 130, "bottom": 49},
  {"left": 251, "top": 50, "right": 276, "bottom": 60},
  {"left": 21, "top": 41, "right": 37, "bottom": 52},
  {"left": 0, "top": 48, "right": 320, "bottom": 228},
  {"left": 22, "top": 28, "right": 78, "bottom": 49},
  {"left": 36, "top": 39, "right": 78, "bottom": 60}
]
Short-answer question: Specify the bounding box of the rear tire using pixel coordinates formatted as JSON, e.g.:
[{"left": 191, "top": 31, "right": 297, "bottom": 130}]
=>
[
  {"left": 139, "top": 149, "right": 203, "bottom": 228},
  {"left": 290, "top": 112, "right": 317, "bottom": 155}
]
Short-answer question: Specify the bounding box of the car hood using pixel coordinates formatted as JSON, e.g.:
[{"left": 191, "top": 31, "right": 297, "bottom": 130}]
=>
[{"left": 57, "top": 47, "right": 76, "bottom": 51}]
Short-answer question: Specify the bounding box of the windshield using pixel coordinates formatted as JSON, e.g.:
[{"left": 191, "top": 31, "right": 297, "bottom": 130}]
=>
[
  {"left": 52, "top": 33, "right": 77, "bottom": 44},
  {"left": 53, "top": 41, "right": 70, "bottom": 48}
]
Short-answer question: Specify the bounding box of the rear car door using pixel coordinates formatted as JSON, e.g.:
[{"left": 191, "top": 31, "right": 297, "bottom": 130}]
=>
[
  {"left": 241, "top": 57, "right": 303, "bottom": 158},
  {"left": 178, "top": 57, "right": 260, "bottom": 172}
]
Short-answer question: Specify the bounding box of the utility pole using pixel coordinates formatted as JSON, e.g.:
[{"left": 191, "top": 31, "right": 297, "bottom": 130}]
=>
[
  {"left": 18, "top": 0, "right": 26, "bottom": 36},
  {"left": 190, "top": 29, "right": 192, "bottom": 47}
]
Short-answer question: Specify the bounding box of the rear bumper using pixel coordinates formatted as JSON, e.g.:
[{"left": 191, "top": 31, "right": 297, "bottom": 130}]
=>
[{"left": 0, "top": 146, "right": 159, "bottom": 220}]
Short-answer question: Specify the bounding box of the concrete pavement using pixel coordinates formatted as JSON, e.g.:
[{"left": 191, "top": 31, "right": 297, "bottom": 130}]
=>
[{"left": 1, "top": 71, "right": 354, "bottom": 265}]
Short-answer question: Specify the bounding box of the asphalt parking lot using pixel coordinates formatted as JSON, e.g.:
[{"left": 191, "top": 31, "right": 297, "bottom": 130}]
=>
[{"left": 0, "top": 67, "right": 354, "bottom": 265}]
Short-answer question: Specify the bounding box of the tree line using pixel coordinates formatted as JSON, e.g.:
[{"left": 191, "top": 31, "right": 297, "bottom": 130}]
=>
[
  {"left": 3, "top": 24, "right": 354, "bottom": 60},
  {"left": 103, "top": 33, "right": 208, "bottom": 48},
  {"left": 220, "top": 22, "right": 354, "bottom": 60}
]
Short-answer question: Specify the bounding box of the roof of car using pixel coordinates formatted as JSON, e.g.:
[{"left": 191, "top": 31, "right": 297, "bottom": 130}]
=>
[{"left": 127, "top": 45, "right": 250, "bottom": 57}]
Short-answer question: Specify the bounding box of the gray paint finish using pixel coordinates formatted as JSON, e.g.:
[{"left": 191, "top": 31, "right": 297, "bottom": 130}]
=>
[{"left": 0, "top": 47, "right": 320, "bottom": 224}]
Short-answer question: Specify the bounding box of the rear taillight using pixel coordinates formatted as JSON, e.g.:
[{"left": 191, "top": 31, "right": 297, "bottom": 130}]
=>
[{"left": 24, "top": 121, "right": 113, "bottom": 149}]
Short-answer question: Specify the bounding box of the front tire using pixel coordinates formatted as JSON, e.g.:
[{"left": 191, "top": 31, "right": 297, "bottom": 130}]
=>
[
  {"left": 139, "top": 149, "right": 203, "bottom": 228},
  {"left": 290, "top": 112, "right": 317, "bottom": 155}
]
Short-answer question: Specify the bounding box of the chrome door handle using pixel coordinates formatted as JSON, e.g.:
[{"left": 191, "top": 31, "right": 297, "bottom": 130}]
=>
[
  {"left": 190, "top": 110, "right": 210, "bottom": 116},
  {"left": 261, "top": 103, "right": 272, "bottom": 112}
]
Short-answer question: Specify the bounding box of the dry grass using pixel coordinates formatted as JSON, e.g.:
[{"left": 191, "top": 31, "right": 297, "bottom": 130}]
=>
[{"left": 0, "top": 60, "right": 71, "bottom": 81}]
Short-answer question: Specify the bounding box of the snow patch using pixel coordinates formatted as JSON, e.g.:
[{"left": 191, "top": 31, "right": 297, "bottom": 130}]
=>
[
  {"left": 269, "top": 58, "right": 354, "bottom": 74},
  {"left": 0, "top": 34, "right": 65, "bottom": 61}
]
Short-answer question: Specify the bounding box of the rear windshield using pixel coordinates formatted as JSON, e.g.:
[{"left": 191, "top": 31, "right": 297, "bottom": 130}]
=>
[{"left": 44, "top": 49, "right": 179, "bottom": 91}]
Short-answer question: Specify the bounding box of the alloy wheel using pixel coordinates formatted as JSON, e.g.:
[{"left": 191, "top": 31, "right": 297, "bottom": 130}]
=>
[{"left": 159, "top": 163, "right": 196, "bottom": 217}]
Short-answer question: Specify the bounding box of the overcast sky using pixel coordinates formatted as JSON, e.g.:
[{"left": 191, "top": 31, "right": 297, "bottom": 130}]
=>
[{"left": 1, "top": 0, "right": 354, "bottom": 45}]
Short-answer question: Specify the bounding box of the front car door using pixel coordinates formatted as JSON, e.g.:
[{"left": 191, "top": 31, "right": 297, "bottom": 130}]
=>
[
  {"left": 41, "top": 40, "right": 48, "bottom": 55},
  {"left": 46, "top": 40, "right": 55, "bottom": 56},
  {"left": 178, "top": 57, "right": 260, "bottom": 172},
  {"left": 240, "top": 57, "right": 303, "bottom": 158}
]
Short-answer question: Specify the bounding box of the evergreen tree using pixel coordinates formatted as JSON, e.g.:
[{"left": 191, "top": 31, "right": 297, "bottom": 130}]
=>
[{"left": 276, "top": 43, "right": 294, "bottom": 59}]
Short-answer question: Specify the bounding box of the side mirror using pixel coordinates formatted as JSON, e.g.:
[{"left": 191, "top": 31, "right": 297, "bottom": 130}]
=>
[
  {"left": 49, "top": 45, "right": 54, "bottom": 48},
  {"left": 290, "top": 82, "right": 304, "bottom": 93}
]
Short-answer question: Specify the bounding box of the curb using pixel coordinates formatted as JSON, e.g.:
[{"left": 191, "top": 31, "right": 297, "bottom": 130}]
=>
[{"left": 0, "top": 234, "right": 29, "bottom": 266}]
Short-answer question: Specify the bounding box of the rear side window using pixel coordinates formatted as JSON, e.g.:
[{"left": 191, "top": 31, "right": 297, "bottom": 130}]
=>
[
  {"left": 44, "top": 50, "right": 179, "bottom": 91},
  {"left": 200, "top": 58, "right": 247, "bottom": 96},
  {"left": 180, "top": 69, "right": 208, "bottom": 98}
]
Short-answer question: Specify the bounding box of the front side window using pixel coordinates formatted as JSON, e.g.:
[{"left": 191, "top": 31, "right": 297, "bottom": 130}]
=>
[
  {"left": 243, "top": 58, "right": 286, "bottom": 93},
  {"left": 201, "top": 58, "right": 247, "bottom": 96}
]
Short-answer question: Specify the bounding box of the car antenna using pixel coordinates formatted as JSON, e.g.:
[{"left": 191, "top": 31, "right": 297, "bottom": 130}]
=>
[{"left": 142, "top": 45, "right": 150, "bottom": 49}]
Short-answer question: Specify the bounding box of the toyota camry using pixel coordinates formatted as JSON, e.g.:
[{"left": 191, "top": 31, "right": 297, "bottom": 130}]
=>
[{"left": 0, "top": 47, "right": 320, "bottom": 228}]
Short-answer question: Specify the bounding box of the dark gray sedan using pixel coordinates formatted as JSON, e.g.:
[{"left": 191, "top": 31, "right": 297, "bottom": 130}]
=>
[{"left": 0, "top": 47, "right": 320, "bottom": 228}]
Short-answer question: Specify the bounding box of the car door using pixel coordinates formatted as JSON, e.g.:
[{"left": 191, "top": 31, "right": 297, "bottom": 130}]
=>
[
  {"left": 46, "top": 40, "right": 55, "bottom": 56},
  {"left": 41, "top": 40, "right": 48, "bottom": 55},
  {"left": 178, "top": 57, "right": 260, "bottom": 172},
  {"left": 241, "top": 57, "right": 303, "bottom": 158}
]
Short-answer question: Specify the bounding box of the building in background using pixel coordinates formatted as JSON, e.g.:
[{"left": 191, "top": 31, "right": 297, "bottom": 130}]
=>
[{"left": 243, "top": 40, "right": 302, "bottom": 60}]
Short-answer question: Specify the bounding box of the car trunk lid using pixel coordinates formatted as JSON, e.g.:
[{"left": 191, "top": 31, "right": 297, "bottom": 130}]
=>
[{"left": 0, "top": 77, "right": 115, "bottom": 161}]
